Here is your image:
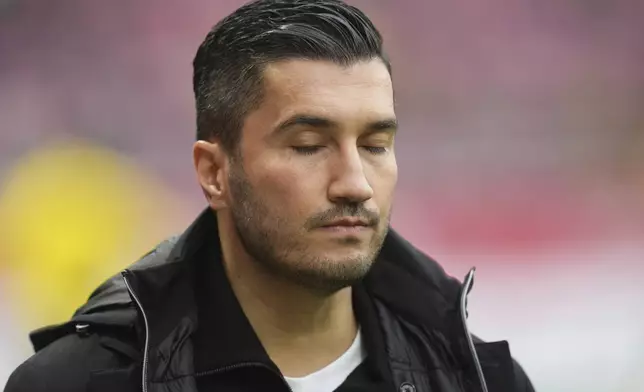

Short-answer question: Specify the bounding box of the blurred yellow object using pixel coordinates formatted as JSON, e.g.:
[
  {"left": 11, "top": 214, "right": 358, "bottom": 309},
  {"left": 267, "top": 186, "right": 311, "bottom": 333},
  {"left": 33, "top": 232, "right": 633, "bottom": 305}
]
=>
[{"left": 0, "top": 139, "right": 178, "bottom": 330}]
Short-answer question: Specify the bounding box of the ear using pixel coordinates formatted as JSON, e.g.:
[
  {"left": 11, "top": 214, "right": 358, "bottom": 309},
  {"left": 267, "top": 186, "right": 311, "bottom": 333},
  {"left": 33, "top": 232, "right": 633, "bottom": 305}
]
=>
[{"left": 193, "top": 140, "right": 229, "bottom": 210}]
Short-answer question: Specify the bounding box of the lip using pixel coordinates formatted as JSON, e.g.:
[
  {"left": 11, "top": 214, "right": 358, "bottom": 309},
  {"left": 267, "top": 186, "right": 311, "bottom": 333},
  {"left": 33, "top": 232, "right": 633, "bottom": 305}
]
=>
[
  {"left": 316, "top": 218, "right": 372, "bottom": 235},
  {"left": 317, "top": 225, "right": 370, "bottom": 236},
  {"left": 320, "top": 217, "right": 370, "bottom": 228}
]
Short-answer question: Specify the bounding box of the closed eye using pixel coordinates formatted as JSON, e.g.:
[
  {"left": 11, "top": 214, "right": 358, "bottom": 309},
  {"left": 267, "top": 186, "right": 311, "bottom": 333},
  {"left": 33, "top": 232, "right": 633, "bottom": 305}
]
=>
[
  {"left": 362, "top": 146, "right": 388, "bottom": 154},
  {"left": 292, "top": 146, "right": 324, "bottom": 155}
]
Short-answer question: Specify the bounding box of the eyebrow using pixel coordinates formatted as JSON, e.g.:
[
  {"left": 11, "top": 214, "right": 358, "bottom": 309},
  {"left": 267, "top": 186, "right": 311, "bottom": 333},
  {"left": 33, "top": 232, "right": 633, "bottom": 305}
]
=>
[{"left": 273, "top": 114, "right": 398, "bottom": 135}]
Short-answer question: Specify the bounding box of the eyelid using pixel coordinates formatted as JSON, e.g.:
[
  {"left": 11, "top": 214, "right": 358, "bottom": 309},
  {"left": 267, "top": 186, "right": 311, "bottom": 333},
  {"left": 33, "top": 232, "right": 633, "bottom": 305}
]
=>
[
  {"left": 360, "top": 139, "right": 393, "bottom": 149},
  {"left": 292, "top": 145, "right": 324, "bottom": 155},
  {"left": 288, "top": 130, "right": 326, "bottom": 144},
  {"left": 361, "top": 131, "right": 394, "bottom": 143}
]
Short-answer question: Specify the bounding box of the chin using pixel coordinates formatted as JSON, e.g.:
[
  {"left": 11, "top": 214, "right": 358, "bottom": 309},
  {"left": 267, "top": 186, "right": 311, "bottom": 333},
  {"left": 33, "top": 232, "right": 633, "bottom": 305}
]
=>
[
  {"left": 318, "top": 248, "right": 374, "bottom": 263},
  {"left": 272, "top": 249, "right": 376, "bottom": 294}
]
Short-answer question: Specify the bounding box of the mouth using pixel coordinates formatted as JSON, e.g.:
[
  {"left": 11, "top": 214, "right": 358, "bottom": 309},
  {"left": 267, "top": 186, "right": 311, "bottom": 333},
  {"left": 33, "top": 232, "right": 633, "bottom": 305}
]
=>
[
  {"left": 322, "top": 217, "right": 369, "bottom": 227},
  {"left": 318, "top": 217, "right": 372, "bottom": 233}
]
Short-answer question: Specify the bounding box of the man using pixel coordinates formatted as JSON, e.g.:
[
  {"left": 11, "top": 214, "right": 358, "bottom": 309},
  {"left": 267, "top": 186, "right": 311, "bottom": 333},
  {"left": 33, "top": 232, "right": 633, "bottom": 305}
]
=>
[{"left": 5, "top": 0, "right": 535, "bottom": 391}]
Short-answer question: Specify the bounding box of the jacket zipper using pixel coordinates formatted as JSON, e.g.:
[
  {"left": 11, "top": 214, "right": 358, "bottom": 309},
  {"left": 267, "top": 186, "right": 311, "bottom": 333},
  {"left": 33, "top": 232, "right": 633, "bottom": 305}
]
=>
[
  {"left": 122, "top": 270, "right": 151, "bottom": 392},
  {"left": 460, "top": 267, "right": 489, "bottom": 392},
  {"left": 460, "top": 267, "right": 488, "bottom": 392},
  {"left": 195, "top": 362, "right": 294, "bottom": 392}
]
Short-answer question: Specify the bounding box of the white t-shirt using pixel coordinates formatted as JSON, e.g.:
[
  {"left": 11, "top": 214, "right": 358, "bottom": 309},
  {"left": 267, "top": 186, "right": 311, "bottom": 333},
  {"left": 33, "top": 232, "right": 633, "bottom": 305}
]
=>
[{"left": 284, "top": 329, "right": 366, "bottom": 392}]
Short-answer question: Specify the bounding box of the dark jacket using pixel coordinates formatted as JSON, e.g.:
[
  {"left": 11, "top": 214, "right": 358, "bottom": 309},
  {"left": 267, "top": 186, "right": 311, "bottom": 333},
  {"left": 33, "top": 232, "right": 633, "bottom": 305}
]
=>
[{"left": 5, "top": 209, "right": 535, "bottom": 392}]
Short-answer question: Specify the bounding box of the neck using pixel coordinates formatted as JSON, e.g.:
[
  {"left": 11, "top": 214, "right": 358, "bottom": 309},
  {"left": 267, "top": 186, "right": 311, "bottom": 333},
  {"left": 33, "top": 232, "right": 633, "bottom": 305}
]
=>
[{"left": 219, "top": 222, "right": 358, "bottom": 377}]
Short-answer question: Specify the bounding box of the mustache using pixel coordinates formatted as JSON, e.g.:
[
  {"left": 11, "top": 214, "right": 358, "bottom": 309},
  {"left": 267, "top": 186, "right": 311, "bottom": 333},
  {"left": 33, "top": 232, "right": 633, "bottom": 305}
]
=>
[{"left": 306, "top": 204, "right": 380, "bottom": 229}]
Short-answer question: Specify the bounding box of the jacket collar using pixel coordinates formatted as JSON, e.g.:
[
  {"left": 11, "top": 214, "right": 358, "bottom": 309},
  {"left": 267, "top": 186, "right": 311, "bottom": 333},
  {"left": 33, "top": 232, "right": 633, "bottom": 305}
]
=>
[{"left": 122, "top": 209, "right": 466, "bottom": 375}]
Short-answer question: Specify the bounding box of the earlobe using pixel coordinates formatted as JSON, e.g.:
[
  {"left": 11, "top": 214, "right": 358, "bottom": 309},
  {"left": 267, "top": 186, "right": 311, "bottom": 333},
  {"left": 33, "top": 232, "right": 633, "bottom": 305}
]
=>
[{"left": 193, "top": 140, "right": 228, "bottom": 209}]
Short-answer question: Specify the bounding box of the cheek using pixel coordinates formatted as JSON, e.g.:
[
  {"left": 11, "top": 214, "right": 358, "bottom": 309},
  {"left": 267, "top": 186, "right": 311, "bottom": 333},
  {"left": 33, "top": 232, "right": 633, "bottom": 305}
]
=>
[
  {"left": 369, "top": 160, "right": 398, "bottom": 207},
  {"left": 252, "top": 159, "right": 325, "bottom": 214}
]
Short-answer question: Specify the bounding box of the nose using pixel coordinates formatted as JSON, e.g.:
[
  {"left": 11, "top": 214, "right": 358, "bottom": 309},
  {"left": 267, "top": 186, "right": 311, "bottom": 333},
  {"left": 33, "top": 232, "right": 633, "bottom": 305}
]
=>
[{"left": 327, "top": 147, "right": 374, "bottom": 204}]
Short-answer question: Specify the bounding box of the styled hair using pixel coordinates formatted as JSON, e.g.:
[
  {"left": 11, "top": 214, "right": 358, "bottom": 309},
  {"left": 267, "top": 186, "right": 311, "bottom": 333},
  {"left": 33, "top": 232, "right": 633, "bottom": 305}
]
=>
[{"left": 192, "top": 0, "right": 389, "bottom": 152}]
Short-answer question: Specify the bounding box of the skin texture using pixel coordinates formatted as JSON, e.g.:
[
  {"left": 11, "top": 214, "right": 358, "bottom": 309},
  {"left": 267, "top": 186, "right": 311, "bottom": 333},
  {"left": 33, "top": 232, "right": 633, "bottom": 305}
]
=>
[{"left": 193, "top": 58, "right": 397, "bottom": 376}]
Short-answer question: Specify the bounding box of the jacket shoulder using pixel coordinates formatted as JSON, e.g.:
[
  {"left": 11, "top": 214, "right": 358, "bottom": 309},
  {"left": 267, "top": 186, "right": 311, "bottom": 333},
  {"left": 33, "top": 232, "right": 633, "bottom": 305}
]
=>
[
  {"left": 472, "top": 335, "right": 535, "bottom": 392},
  {"left": 512, "top": 358, "right": 536, "bottom": 392},
  {"left": 4, "top": 330, "right": 140, "bottom": 392}
]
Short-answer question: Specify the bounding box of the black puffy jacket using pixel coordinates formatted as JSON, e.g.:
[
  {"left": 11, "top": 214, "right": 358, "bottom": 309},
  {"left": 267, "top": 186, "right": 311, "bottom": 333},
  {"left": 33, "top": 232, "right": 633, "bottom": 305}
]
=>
[{"left": 5, "top": 209, "right": 535, "bottom": 392}]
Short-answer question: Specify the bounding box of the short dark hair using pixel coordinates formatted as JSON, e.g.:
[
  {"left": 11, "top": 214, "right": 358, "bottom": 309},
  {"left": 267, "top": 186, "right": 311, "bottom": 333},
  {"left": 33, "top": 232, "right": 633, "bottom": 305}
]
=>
[{"left": 192, "top": 0, "right": 390, "bottom": 152}]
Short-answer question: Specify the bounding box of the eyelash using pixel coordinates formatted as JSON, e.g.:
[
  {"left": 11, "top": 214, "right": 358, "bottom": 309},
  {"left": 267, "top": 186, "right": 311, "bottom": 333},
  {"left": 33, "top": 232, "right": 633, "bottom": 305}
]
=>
[
  {"left": 292, "top": 146, "right": 387, "bottom": 155},
  {"left": 292, "top": 146, "right": 322, "bottom": 155},
  {"left": 363, "top": 146, "right": 387, "bottom": 154}
]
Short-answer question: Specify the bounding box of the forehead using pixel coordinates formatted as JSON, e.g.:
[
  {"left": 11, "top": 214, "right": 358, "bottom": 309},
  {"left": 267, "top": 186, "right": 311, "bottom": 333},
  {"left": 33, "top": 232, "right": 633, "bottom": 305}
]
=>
[{"left": 258, "top": 59, "right": 395, "bottom": 122}]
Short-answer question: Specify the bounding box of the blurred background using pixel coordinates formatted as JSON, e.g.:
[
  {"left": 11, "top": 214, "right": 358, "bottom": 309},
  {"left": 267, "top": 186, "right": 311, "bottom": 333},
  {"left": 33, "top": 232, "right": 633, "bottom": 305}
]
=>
[{"left": 1, "top": 0, "right": 643, "bottom": 390}]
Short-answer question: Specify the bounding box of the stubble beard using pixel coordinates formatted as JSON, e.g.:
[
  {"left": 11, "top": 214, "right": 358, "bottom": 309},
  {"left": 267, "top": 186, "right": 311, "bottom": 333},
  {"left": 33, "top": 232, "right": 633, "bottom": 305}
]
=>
[{"left": 227, "top": 162, "right": 389, "bottom": 295}]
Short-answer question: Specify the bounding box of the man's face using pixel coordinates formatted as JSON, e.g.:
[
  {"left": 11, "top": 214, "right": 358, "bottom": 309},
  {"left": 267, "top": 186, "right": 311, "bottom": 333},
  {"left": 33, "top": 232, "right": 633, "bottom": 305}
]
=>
[{"left": 225, "top": 58, "right": 397, "bottom": 293}]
